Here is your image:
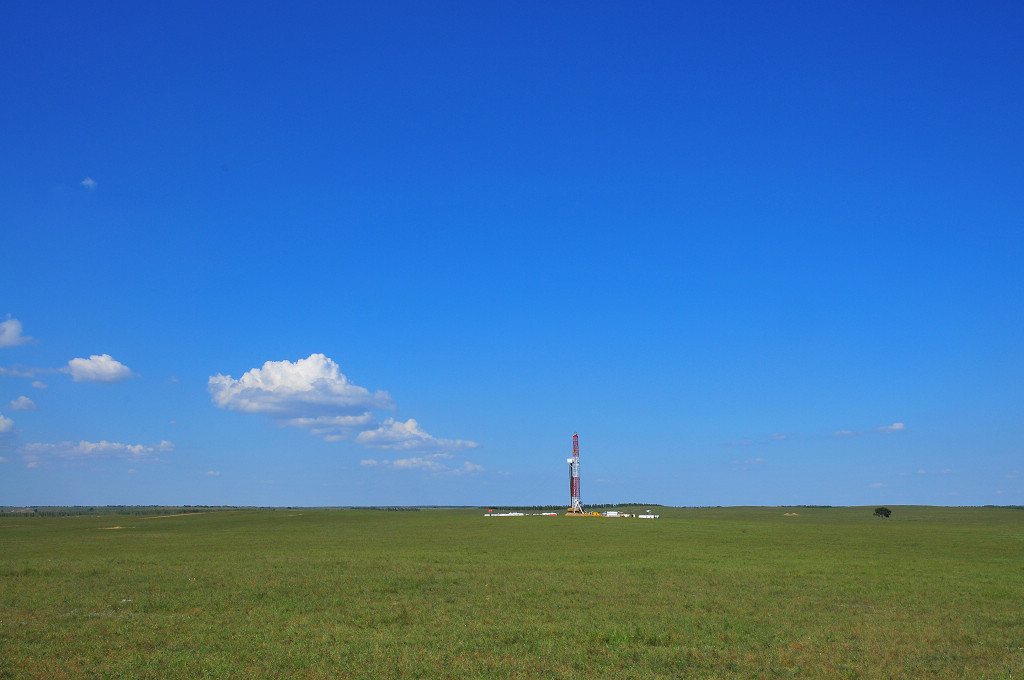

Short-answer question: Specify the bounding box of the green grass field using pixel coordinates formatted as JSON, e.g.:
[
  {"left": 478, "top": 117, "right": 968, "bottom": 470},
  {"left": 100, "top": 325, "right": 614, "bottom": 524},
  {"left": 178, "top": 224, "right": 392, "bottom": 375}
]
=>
[{"left": 1, "top": 506, "right": 1022, "bottom": 678}]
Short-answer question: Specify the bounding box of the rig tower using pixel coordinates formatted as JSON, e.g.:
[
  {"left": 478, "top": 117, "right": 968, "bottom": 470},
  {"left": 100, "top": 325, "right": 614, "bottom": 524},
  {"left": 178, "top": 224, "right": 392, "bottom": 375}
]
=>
[{"left": 567, "top": 432, "right": 583, "bottom": 513}]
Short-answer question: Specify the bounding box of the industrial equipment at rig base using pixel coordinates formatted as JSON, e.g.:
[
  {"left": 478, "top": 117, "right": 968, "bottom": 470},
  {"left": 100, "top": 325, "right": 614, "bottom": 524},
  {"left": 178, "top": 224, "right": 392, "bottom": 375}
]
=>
[
  {"left": 566, "top": 432, "right": 584, "bottom": 514},
  {"left": 483, "top": 433, "right": 660, "bottom": 518}
]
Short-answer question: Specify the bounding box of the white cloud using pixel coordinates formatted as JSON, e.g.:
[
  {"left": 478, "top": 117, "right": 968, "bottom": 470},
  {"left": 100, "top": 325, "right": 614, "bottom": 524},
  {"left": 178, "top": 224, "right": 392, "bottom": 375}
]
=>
[
  {"left": 32, "top": 381, "right": 47, "bottom": 389},
  {"left": 833, "top": 429, "right": 858, "bottom": 437},
  {"left": 361, "top": 452, "right": 481, "bottom": 474},
  {"left": 81, "top": 177, "right": 96, "bottom": 190},
  {"left": 0, "top": 365, "right": 60, "bottom": 378},
  {"left": 209, "top": 354, "right": 392, "bottom": 418},
  {"left": 20, "top": 439, "right": 174, "bottom": 466},
  {"left": 0, "top": 317, "right": 32, "bottom": 348},
  {"left": 209, "top": 354, "right": 478, "bottom": 453},
  {"left": 356, "top": 418, "right": 479, "bottom": 452},
  {"left": 877, "top": 422, "right": 906, "bottom": 433},
  {"left": 390, "top": 455, "right": 452, "bottom": 471},
  {"left": 770, "top": 433, "right": 788, "bottom": 441},
  {"left": 67, "top": 354, "right": 134, "bottom": 382},
  {"left": 9, "top": 396, "right": 36, "bottom": 411},
  {"left": 729, "top": 457, "right": 766, "bottom": 471},
  {"left": 205, "top": 470, "right": 220, "bottom": 476},
  {"left": 0, "top": 413, "right": 13, "bottom": 433},
  {"left": 283, "top": 413, "right": 377, "bottom": 439}
]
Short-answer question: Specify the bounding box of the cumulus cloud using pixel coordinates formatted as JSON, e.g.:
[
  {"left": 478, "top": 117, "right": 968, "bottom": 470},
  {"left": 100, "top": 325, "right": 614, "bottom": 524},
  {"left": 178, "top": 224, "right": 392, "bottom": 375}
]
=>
[
  {"left": 0, "top": 317, "right": 32, "bottom": 348},
  {"left": 67, "top": 354, "right": 134, "bottom": 382},
  {"left": 210, "top": 354, "right": 392, "bottom": 417},
  {"left": 20, "top": 439, "right": 173, "bottom": 466},
  {"left": 209, "top": 354, "right": 478, "bottom": 454},
  {"left": 81, "top": 177, "right": 97, "bottom": 190},
  {"left": 9, "top": 396, "right": 36, "bottom": 411},
  {"left": 0, "top": 413, "right": 13, "bottom": 433},
  {"left": 877, "top": 422, "right": 906, "bottom": 433}
]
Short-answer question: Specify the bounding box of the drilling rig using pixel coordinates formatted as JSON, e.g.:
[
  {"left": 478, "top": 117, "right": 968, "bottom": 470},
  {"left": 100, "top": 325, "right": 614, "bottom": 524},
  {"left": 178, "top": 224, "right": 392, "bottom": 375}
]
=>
[{"left": 566, "top": 432, "right": 583, "bottom": 514}]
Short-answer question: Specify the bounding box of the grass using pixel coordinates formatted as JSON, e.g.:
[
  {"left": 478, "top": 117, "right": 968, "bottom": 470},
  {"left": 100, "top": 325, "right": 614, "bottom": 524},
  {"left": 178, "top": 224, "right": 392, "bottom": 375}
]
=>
[{"left": 1, "top": 506, "right": 1022, "bottom": 678}]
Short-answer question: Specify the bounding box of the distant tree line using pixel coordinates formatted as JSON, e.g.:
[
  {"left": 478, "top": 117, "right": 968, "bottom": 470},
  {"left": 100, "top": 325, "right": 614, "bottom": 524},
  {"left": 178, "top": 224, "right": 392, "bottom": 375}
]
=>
[{"left": 0, "top": 506, "right": 239, "bottom": 518}]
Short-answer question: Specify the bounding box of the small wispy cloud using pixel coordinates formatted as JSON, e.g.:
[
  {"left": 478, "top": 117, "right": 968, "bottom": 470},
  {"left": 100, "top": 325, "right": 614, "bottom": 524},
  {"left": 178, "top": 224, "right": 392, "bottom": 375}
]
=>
[
  {"left": 32, "top": 381, "right": 47, "bottom": 389},
  {"left": 0, "top": 413, "right": 14, "bottom": 433},
  {"left": 20, "top": 439, "right": 174, "bottom": 467},
  {"left": 205, "top": 470, "right": 220, "bottom": 476},
  {"left": 9, "top": 396, "right": 36, "bottom": 411},
  {"left": 0, "top": 316, "right": 32, "bottom": 348},
  {"left": 0, "top": 366, "right": 44, "bottom": 378},
  {"left": 67, "top": 354, "right": 135, "bottom": 383},
  {"left": 81, "top": 177, "right": 97, "bottom": 190},
  {"left": 723, "top": 432, "right": 791, "bottom": 446},
  {"left": 360, "top": 453, "right": 482, "bottom": 474},
  {"left": 356, "top": 417, "right": 479, "bottom": 453},
  {"left": 834, "top": 422, "right": 907, "bottom": 437},
  {"left": 730, "top": 457, "right": 766, "bottom": 471},
  {"left": 870, "top": 482, "right": 887, "bottom": 488}
]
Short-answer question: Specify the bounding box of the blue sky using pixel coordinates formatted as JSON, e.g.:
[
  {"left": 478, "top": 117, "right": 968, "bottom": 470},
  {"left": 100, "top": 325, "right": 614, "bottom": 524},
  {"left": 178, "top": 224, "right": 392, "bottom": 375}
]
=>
[{"left": 2, "top": 1, "right": 1021, "bottom": 507}]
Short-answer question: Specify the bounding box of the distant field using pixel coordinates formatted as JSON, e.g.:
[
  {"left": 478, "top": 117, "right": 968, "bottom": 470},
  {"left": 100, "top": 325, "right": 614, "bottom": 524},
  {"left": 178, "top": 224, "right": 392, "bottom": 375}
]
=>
[{"left": 1, "top": 506, "right": 1021, "bottom": 678}]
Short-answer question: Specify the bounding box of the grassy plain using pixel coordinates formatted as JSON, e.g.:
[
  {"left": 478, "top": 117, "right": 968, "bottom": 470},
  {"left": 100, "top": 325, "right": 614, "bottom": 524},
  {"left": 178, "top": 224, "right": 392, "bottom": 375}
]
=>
[{"left": 1, "top": 506, "right": 1022, "bottom": 679}]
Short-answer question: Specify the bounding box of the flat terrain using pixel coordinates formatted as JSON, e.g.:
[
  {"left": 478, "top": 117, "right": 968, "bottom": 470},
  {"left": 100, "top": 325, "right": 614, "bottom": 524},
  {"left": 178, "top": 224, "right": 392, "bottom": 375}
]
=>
[{"left": 1, "top": 506, "right": 1022, "bottom": 678}]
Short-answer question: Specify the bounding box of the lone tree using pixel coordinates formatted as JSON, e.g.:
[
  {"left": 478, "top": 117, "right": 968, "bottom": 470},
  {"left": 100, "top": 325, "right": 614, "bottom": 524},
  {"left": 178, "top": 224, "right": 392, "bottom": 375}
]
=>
[{"left": 874, "top": 507, "right": 892, "bottom": 518}]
